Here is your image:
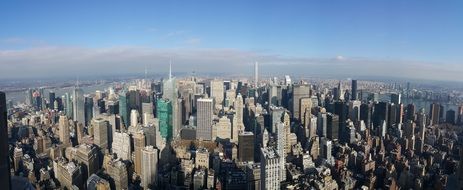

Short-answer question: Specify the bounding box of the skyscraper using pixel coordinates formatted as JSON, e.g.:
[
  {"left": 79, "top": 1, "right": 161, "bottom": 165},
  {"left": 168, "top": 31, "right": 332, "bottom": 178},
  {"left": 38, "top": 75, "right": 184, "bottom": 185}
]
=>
[
  {"left": 299, "top": 97, "right": 312, "bottom": 125},
  {"left": 234, "top": 93, "right": 245, "bottom": 136},
  {"left": 73, "top": 87, "right": 85, "bottom": 125},
  {"left": 292, "top": 84, "right": 310, "bottom": 121},
  {"left": 84, "top": 96, "right": 93, "bottom": 126},
  {"left": 238, "top": 131, "right": 255, "bottom": 162},
  {"left": 197, "top": 98, "right": 214, "bottom": 140},
  {"left": 119, "top": 91, "right": 129, "bottom": 128},
  {"left": 276, "top": 122, "right": 286, "bottom": 182},
  {"left": 133, "top": 132, "right": 145, "bottom": 175},
  {"left": 430, "top": 103, "right": 440, "bottom": 125},
  {"left": 49, "top": 91, "right": 56, "bottom": 109},
  {"left": 210, "top": 79, "right": 224, "bottom": 109},
  {"left": 59, "top": 115, "right": 70, "bottom": 147},
  {"left": 0, "top": 92, "right": 10, "bottom": 189},
  {"left": 141, "top": 146, "right": 158, "bottom": 188},
  {"left": 351, "top": 80, "right": 358, "bottom": 100},
  {"left": 157, "top": 99, "right": 173, "bottom": 141},
  {"left": 92, "top": 118, "right": 109, "bottom": 150},
  {"left": 260, "top": 147, "right": 280, "bottom": 190},
  {"left": 65, "top": 92, "right": 73, "bottom": 119}
]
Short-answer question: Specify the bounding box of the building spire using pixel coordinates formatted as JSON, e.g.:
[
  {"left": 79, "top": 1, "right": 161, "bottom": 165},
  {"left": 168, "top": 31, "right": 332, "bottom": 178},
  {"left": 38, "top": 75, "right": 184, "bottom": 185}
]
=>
[{"left": 169, "top": 60, "right": 172, "bottom": 79}]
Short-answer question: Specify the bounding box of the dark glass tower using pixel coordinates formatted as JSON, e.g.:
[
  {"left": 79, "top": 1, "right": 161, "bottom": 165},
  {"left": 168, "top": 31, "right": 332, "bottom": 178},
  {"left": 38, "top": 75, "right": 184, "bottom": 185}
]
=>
[{"left": 0, "top": 92, "right": 11, "bottom": 189}]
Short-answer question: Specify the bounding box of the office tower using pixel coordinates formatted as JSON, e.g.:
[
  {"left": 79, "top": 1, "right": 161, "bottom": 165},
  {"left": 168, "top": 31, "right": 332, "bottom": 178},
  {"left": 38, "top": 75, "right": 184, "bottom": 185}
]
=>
[
  {"left": 373, "top": 102, "right": 389, "bottom": 128},
  {"left": 106, "top": 159, "right": 128, "bottom": 190},
  {"left": 235, "top": 93, "right": 245, "bottom": 133},
  {"left": 270, "top": 106, "right": 285, "bottom": 133},
  {"left": 320, "top": 137, "right": 333, "bottom": 162},
  {"left": 446, "top": 109, "right": 456, "bottom": 124},
  {"left": 33, "top": 91, "right": 42, "bottom": 110},
  {"left": 142, "top": 102, "right": 153, "bottom": 118},
  {"left": 141, "top": 146, "right": 158, "bottom": 188},
  {"left": 133, "top": 132, "right": 145, "bottom": 175},
  {"left": 238, "top": 132, "right": 255, "bottom": 162},
  {"left": 246, "top": 163, "right": 261, "bottom": 190},
  {"left": 260, "top": 147, "right": 280, "bottom": 190},
  {"left": 197, "top": 98, "right": 214, "bottom": 140},
  {"left": 327, "top": 113, "right": 340, "bottom": 141},
  {"left": 292, "top": 84, "right": 310, "bottom": 121},
  {"left": 119, "top": 91, "right": 129, "bottom": 128},
  {"left": 92, "top": 118, "right": 109, "bottom": 150},
  {"left": 65, "top": 93, "right": 73, "bottom": 118},
  {"left": 73, "top": 87, "right": 85, "bottom": 124},
  {"left": 210, "top": 79, "right": 224, "bottom": 109},
  {"left": 317, "top": 112, "right": 327, "bottom": 137},
  {"left": 299, "top": 97, "right": 312, "bottom": 125},
  {"left": 75, "top": 144, "right": 99, "bottom": 180},
  {"left": 130, "top": 109, "right": 139, "bottom": 127},
  {"left": 338, "top": 81, "right": 344, "bottom": 100},
  {"left": 25, "top": 88, "right": 33, "bottom": 105},
  {"left": 275, "top": 122, "right": 286, "bottom": 182},
  {"left": 351, "top": 80, "right": 358, "bottom": 100},
  {"left": 360, "top": 103, "right": 372, "bottom": 127},
  {"left": 430, "top": 103, "right": 440, "bottom": 125},
  {"left": 112, "top": 132, "right": 131, "bottom": 160},
  {"left": 0, "top": 92, "right": 10, "bottom": 189},
  {"left": 49, "top": 91, "right": 56, "bottom": 109},
  {"left": 59, "top": 115, "right": 71, "bottom": 147},
  {"left": 390, "top": 93, "right": 401, "bottom": 105},
  {"left": 349, "top": 100, "right": 361, "bottom": 122},
  {"left": 84, "top": 96, "right": 93, "bottom": 126},
  {"left": 157, "top": 99, "right": 173, "bottom": 141},
  {"left": 193, "top": 169, "right": 206, "bottom": 189},
  {"left": 215, "top": 116, "right": 232, "bottom": 140}
]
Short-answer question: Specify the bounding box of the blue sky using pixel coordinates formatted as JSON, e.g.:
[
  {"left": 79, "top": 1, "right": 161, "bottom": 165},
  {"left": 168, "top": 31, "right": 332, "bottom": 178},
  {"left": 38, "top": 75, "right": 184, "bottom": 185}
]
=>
[{"left": 1, "top": 1, "right": 463, "bottom": 81}]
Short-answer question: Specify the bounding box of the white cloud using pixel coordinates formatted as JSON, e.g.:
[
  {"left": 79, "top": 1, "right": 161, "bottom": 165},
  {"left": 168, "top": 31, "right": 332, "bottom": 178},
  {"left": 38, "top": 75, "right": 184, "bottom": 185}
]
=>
[
  {"left": 0, "top": 45, "right": 461, "bottom": 82},
  {"left": 185, "top": 38, "right": 201, "bottom": 45}
]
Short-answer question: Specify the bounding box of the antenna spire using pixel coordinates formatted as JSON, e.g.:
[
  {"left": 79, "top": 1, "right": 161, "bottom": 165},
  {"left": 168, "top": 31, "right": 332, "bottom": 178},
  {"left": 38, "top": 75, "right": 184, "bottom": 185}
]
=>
[{"left": 169, "top": 60, "right": 172, "bottom": 79}]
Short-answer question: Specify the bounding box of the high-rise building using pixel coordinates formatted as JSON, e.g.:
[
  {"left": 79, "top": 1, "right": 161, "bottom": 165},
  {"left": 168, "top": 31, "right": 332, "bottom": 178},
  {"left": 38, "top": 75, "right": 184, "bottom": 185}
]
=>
[
  {"left": 106, "top": 159, "right": 128, "bottom": 190},
  {"left": 446, "top": 109, "right": 456, "bottom": 124},
  {"left": 141, "top": 146, "right": 158, "bottom": 188},
  {"left": 59, "top": 115, "right": 71, "bottom": 147},
  {"left": 391, "top": 93, "right": 401, "bottom": 105},
  {"left": 299, "top": 97, "right": 312, "bottom": 125},
  {"left": 92, "top": 118, "right": 109, "bottom": 150},
  {"left": 130, "top": 109, "right": 139, "bottom": 127},
  {"left": 133, "top": 132, "right": 145, "bottom": 175},
  {"left": 65, "top": 92, "right": 73, "bottom": 119},
  {"left": 119, "top": 91, "right": 129, "bottom": 128},
  {"left": 75, "top": 144, "right": 99, "bottom": 181},
  {"left": 112, "top": 132, "right": 131, "bottom": 160},
  {"left": 195, "top": 147, "right": 210, "bottom": 169},
  {"left": 157, "top": 99, "right": 173, "bottom": 141},
  {"left": 197, "top": 98, "right": 214, "bottom": 140},
  {"left": 0, "top": 92, "right": 10, "bottom": 189},
  {"left": 238, "top": 131, "right": 255, "bottom": 162},
  {"left": 215, "top": 116, "right": 232, "bottom": 140},
  {"left": 260, "top": 147, "right": 280, "bottom": 190},
  {"left": 235, "top": 93, "right": 245, "bottom": 133},
  {"left": 430, "top": 103, "right": 440, "bottom": 125},
  {"left": 292, "top": 84, "right": 310, "bottom": 121},
  {"left": 275, "top": 122, "right": 286, "bottom": 182},
  {"left": 73, "top": 87, "right": 85, "bottom": 125},
  {"left": 84, "top": 96, "right": 93, "bottom": 126},
  {"left": 327, "top": 113, "right": 339, "bottom": 141},
  {"left": 210, "top": 79, "right": 224, "bottom": 109},
  {"left": 49, "top": 91, "right": 56, "bottom": 109},
  {"left": 351, "top": 80, "right": 358, "bottom": 100}
]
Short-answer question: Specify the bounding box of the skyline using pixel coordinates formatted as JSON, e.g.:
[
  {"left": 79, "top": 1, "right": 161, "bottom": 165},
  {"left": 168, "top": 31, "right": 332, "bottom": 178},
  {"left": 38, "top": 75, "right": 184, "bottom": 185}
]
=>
[{"left": 1, "top": 1, "right": 463, "bottom": 81}]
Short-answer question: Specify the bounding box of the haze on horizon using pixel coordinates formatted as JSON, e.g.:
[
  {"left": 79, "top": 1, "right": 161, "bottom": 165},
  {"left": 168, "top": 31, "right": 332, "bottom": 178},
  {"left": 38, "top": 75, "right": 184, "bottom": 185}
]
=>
[{"left": 0, "top": 1, "right": 462, "bottom": 82}]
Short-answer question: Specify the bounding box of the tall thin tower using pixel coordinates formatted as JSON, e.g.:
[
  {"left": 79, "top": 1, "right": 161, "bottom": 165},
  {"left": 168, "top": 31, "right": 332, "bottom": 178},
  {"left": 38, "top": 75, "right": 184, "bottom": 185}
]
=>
[{"left": 254, "top": 62, "right": 259, "bottom": 87}]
